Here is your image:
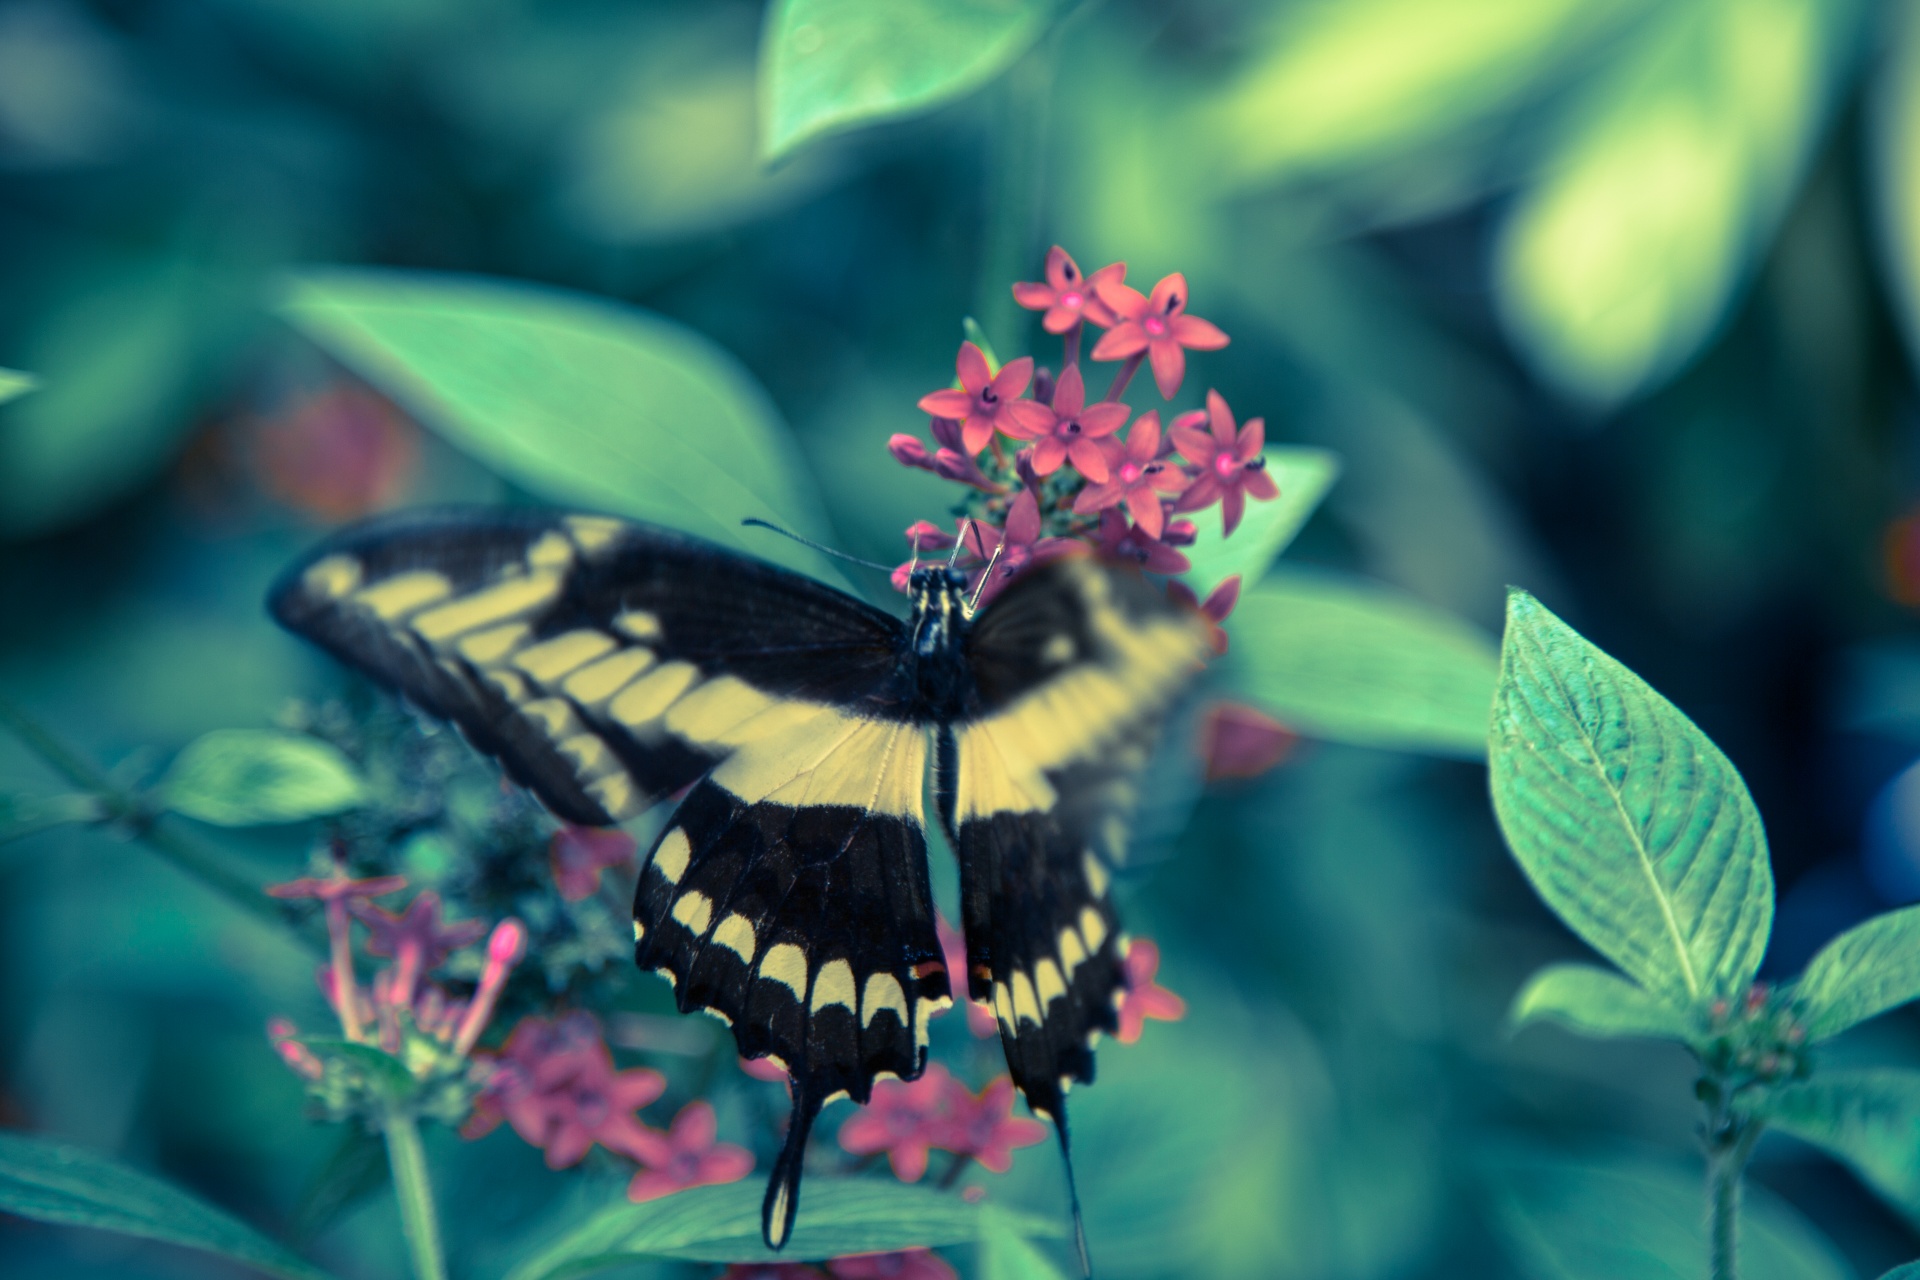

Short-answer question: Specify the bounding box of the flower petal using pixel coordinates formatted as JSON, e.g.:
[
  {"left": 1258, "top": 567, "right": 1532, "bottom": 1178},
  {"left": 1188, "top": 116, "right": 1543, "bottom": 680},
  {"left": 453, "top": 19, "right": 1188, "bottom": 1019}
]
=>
[
  {"left": 1171, "top": 425, "right": 1217, "bottom": 466},
  {"left": 1073, "top": 481, "right": 1123, "bottom": 515},
  {"left": 1001, "top": 399, "right": 1055, "bottom": 438},
  {"left": 1042, "top": 305, "right": 1082, "bottom": 334},
  {"left": 1220, "top": 486, "right": 1246, "bottom": 537},
  {"left": 1171, "top": 314, "right": 1229, "bottom": 350},
  {"left": 1078, "top": 401, "right": 1129, "bottom": 437},
  {"left": 1052, "top": 363, "right": 1086, "bottom": 417},
  {"left": 918, "top": 389, "right": 973, "bottom": 418},
  {"left": 1095, "top": 275, "right": 1146, "bottom": 319},
  {"left": 1147, "top": 272, "right": 1188, "bottom": 317},
  {"left": 1065, "top": 437, "right": 1110, "bottom": 482},
  {"left": 960, "top": 414, "right": 996, "bottom": 456},
  {"left": 1243, "top": 467, "right": 1280, "bottom": 501},
  {"left": 1148, "top": 339, "right": 1186, "bottom": 399},
  {"left": 695, "top": 1145, "right": 756, "bottom": 1187},
  {"left": 1234, "top": 415, "right": 1266, "bottom": 460},
  {"left": 1091, "top": 324, "right": 1147, "bottom": 361},
  {"left": 672, "top": 1100, "right": 719, "bottom": 1152},
  {"left": 625, "top": 1168, "right": 685, "bottom": 1203},
  {"left": 889, "top": 1142, "right": 930, "bottom": 1183},
  {"left": 1030, "top": 436, "right": 1067, "bottom": 475},
  {"left": 1011, "top": 281, "right": 1055, "bottom": 310},
  {"left": 1128, "top": 411, "right": 1162, "bottom": 461},
  {"left": 1126, "top": 488, "right": 1165, "bottom": 539},
  {"left": 988, "top": 356, "right": 1033, "bottom": 401},
  {"left": 1004, "top": 490, "right": 1041, "bottom": 545},
  {"left": 1172, "top": 473, "right": 1222, "bottom": 513},
  {"left": 1045, "top": 245, "right": 1080, "bottom": 290},
  {"left": 955, "top": 342, "right": 990, "bottom": 394}
]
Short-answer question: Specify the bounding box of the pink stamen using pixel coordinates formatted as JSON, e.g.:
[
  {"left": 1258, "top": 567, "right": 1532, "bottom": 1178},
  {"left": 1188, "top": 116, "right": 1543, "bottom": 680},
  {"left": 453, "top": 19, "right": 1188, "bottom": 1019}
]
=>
[
  {"left": 1144, "top": 317, "right": 1166, "bottom": 337},
  {"left": 1215, "top": 454, "right": 1235, "bottom": 478},
  {"left": 454, "top": 918, "right": 526, "bottom": 1057},
  {"left": 1062, "top": 291, "right": 1083, "bottom": 308},
  {"left": 1119, "top": 462, "right": 1142, "bottom": 485}
]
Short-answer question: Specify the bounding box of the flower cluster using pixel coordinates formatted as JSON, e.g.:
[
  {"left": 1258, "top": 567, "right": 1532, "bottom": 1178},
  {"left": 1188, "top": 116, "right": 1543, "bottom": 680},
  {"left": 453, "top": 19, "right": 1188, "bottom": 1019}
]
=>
[
  {"left": 838, "top": 1063, "right": 1047, "bottom": 1182},
  {"left": 889, "top": 247, "right": 1277, "bottom": 611},
  {"left": 1700, "top": 982, "right": 1812, "bottom": 1089},
  {"left": 264, "top": 859, "right": 524, "bottom": 1123},
  {"left": 721, "top": 1251, "right": 957, "bottom": 1280}
]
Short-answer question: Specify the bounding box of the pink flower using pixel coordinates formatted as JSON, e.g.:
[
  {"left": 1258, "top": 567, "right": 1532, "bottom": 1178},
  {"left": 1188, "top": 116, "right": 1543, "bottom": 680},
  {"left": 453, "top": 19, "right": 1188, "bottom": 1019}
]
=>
[
  {"left": 1093, "top": 509, "right": 1190, "bottom": 574},
  {"left": 962, "top": 493, "right": 1078, "bottom": 607},
  {"left": 934, "top": 1077, "right": 1046, "bottom": 1173},
  {"left": 266, "top": 1017, "right": 324, "bottom": 1081},
  {"left": 625, "top": 1101, "right": 755, "bottom": 1202},
  {"left": 350, "top": 891, "right": 488, "bottom": 1008},
  {"left": 830, "top": 1250, "right": 959, "bottom": 1280},
  {"left": 722, "top": 1266, "right": 827, "bottom": 1280},
  {"left": 839, "top": 1064, "right": 956, "bottom": 1181},
  {"left": 1011, "top": 247, "right": 1122, "bottom": 333},
  {"left": 265, "top": 868, "right": 408, "bottom": 905},
  {"left": 1092, "top": 273, "right": 1229, "bottom": 399},
  {"left": 469, "top": 1012, "right": 667, "bottom": 1168},
  {"left": 1116, "top": 940, "right": 1186, "bottom": 1044},
  {"left": 935, "top": 915, "right": 996, "bottom": 1039},
  {"left": 1166, "top": 575, "right": 1241, "bottom": 654},
  {"left": 267, "top": 862, "right": 407, "bottom": 1042},
  {"left": 549, "top": 826, "right": 636, "bottom": 901},
  {"left": 1171, "top": 391, "right": 1278, "bottom": 536},
  {"left": 917, "top": 343, "right": 1052, "bottom": 455},
  {"left": 1071, "top": 412, "right": 1188, "bottom": 539},
  {"left": 1009, "top": 364, "right": 1128, "bottom": 482},
  {"left": 1197, "top": 702, "right": 1298, "bottom": 782}
]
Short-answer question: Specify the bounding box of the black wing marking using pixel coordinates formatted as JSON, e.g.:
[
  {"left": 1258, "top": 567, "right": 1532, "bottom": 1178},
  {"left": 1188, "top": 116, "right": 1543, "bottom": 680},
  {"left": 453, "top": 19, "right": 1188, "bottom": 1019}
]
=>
[
  {"left": 632, "top": 716, "right": 949, "bottom": 1249},
  {"left": 267, "top": 507, "right": 907, "bottom": 825},
  {"left": 944, "top": 556, "right": 1211, "bottom": 1121}
]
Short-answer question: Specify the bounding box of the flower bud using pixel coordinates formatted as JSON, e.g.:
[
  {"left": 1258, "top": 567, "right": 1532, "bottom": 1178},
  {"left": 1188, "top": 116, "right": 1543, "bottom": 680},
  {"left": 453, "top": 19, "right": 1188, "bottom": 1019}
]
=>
[{"left": 888, "top": 434, "right": 934, "bottom": 470}]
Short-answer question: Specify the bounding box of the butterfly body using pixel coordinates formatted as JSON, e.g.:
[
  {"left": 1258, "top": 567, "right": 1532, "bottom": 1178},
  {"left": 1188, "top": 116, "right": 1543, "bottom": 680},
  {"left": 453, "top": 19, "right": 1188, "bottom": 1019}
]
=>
[{"left": 268, "top": 507, "right": 1210, "bottom": 1254}]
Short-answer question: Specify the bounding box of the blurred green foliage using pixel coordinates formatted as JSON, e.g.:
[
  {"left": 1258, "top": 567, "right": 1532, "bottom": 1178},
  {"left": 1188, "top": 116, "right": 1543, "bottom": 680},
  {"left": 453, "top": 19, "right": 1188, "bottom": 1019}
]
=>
[{"left": 2, "top": 0, "right": 1920, "bottom": 1276}]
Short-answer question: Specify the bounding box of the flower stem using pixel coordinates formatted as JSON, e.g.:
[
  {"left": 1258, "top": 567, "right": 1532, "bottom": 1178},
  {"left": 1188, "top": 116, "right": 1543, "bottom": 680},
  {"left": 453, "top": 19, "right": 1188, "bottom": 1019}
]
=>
[
  {"left": 973, "top": 32, "right": 1056, "bottom": 354},
  {"left": 383, "top": 1107, "right": 448, "bottom": 1280},
  {"left": 1700, "top": 1076, "right": 1762, "bottom": 1280},
  {"left": 0, "top": 696, "right": 321, "bottom": 953}
]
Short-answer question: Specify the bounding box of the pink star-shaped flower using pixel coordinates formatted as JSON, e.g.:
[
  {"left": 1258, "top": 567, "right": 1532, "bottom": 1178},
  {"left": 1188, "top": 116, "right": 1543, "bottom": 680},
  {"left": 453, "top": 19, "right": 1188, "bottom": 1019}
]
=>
[
  {"left": 723, "top": 1266, "right": 827, "bottom": 1280},
  {"left": 1011, "top": 247, "right": 1122, "bottom": 334},
  {"left": 469, "top": 1012, "right": 667, "bottom": 1168},
  {"left": 839, "top": 1064, "right": 955, "bottom": 1182},
  {"left": 934, "top": 915, "right": 996, "bottom": 1039},
  {"left": 935, "top": 1076, "right": 1046, "bottom": 1173},
  {"left": 1170, "top": 391, "right": 1279, "bottom": 536},
  {"left": 1116, "top": 939, "right": 1186, "bottom": 1044},
  {"left": 1070, "top": 412, "right": 1188, "bottom": 539},
  {"left": 1093, "top": 508, "right": 1189, "bottom": 574},
  {"left": 549, "top": 826, "right": 636, "bottom": 901},
  {"left": 1006, "top": 364, "right": 1128, "bottom": 482},
  {"left": 1092, "top": 272, "right": 1229, "bottom": 399},
  {"left": 350, "top": 891, "right": 488, "bottom": 1007},
  {"left": 265, "top": 867, "right": 408, "bottom": 905},
  {"left": 961, "top": 492, "right": 1079, "bottom": 607},
  {"left": 830, "top": 1250, "right": 959, "bottom": 1280},
  {"left": 625, "top": 1101, "right": 755, "bottom": 1203},
  {"left": 917, "top": 343, "right": 1052, "bottom": 455}
]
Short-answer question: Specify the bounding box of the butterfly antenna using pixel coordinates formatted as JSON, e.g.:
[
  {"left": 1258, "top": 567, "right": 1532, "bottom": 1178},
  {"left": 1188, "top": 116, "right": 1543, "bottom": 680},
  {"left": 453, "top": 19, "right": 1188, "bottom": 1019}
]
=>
[
  {"left": 965, "top": 539, "right": 1005, "bottom": 617},
  {"left": 907, "top": 536, "right": 922, "bottom": 579},
  {"left": 741, "top": 518, "right": 892, "bottom": 572},
  {"left": 1054, "top": 1111, "right": 1094, "bottom": 1279},
  {"left": 948, "top": 520, "right": 973, "bottom": 569}
]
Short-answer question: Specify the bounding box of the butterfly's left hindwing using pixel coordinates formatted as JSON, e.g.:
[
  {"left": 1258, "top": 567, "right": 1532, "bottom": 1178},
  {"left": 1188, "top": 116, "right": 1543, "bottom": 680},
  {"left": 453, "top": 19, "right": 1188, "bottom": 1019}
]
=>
[
  {"left": 267, "top": 508, "right": 907, "bottom": 826},
  {"left": 947, "top": 557, "right": 1211, "bottom": 1120}
]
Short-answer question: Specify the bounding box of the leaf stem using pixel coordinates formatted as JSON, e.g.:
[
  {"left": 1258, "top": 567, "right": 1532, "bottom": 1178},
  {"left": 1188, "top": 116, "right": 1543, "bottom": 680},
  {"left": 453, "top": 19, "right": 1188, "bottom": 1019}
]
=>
[
  {"left": 0, "top": 695, "right": 321, "bottom": 954},
  {"left": 1701, "top": 1078, "right": 1762, "bottom": 1280},
  {"left": 973, "top": 30, "right": 1056, "bottom": 354},
  {"left": 383, "top": 1107, "right": 448, "bottom": 1280}
]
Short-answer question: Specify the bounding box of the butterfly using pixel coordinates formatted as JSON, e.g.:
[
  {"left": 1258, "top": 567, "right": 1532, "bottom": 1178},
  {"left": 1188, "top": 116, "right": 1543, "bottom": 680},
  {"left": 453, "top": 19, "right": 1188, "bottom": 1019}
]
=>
[{"left": 268, "top": 506, "right": 1212, "bottom": 1257}]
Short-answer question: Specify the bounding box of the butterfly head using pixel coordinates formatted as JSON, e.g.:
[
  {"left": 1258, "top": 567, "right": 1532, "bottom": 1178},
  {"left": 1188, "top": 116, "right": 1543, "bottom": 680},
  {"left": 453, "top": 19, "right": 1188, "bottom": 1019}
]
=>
[{"left": 907, "top": 564, "right": 971, "bottom": 659}]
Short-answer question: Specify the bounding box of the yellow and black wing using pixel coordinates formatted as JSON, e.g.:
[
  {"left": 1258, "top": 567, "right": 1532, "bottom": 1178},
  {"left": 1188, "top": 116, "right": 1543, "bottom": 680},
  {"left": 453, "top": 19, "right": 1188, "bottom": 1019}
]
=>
[
  {"left": 269, "top": 507, "right": 950, "bottom": 1250},
  {"left": 267, "top": 507, "right": 909, "bottom": 825},
  {"left": 945, "top": 556, "right": 1211, "bottom": 1126}
]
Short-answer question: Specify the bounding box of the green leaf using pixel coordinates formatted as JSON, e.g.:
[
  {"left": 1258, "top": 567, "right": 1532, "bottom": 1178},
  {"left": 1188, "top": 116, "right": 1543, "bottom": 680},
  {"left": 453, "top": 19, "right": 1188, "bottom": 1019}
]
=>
[
  {"left": 1495, "top": 0, "right": 1862, "bottom": 404},
  {"left": 978, "top": 1207, "right": 1070, "bottom": 1280},
  {"left": 1509, "top": 963, "right": 1696, "bottom": 1043},
  {"left": 1770, "top": 1070, "right": 1920, "bottom": 1227},
  {"left": 1489, "top": 590, "right": 1773, "bottom": 1007},
  {"left": 1791, "top": 905, "right": 1920, "bottom": 1042},
  {"left": 1876, "top": 0, "right": 1920, "bottom": 374},
  {"left": 1488, "top": 1153, "right": 1850, "bottom": 1280},
  {"left": 507, "top": 1179, "right": 1060, "bottom": 1279},
  {"left": 1208, "top": 0, "right": 1647, "bottom": 185},
  {"left": 289, "top": 1127, "right": 389, "bottom": 1246},
  {"left": 1877, "top": 1267, "right": 1920, "bottom": 1280},
  {"left": 1219, "top": 568, "right": 1498, "bottom": 758},
  {"left": 279, "top": 269, "right": 847, "bottom": 590},
  {"left": 1178, "top": 448, "right": 1340, "bottom": 598},
  {"left": 161, "top": 730, "right": 366, "bottom": 826},
  {"left": 760, "top": 0, "right": 1049, "bottom": 160},
  {"left": 0, "top": 369, "right": 35, "bottom": 406},
  {"left": 0, "top": 1130, "right": 331, "bottom": 1280}
]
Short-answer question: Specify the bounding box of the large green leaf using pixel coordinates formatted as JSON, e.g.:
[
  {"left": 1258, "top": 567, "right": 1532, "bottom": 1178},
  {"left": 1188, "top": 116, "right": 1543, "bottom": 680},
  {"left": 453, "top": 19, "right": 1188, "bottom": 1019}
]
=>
[
  {"left": 1792, "top": 905, "right": 1920, "bottom": 1042},
  {"left": 979, "top": 1208, "right": 1071, "bottom": 1280},
  {"left": 279, "top": 269, "right": 847, "bottom": 589},
  {"left": 1878, "top": 1267, "right": 1920, "bottom": 1280},
  {"left": 0, "top": 369, "right": 34, "bottom": 406},
  {"left": 760, "top": 0, "right": 1049, "bottom": 160},
  {"left": 1495, "top": 0, "right": 1862, "bottom": 404},
  {"left": 1489, "top": 1154, "right": 1850, "bottom": 1280},
  {"left": 161, "top": 730, "right": 366, "bottom": 826},
  {"left": 1178, "top": 447, "right": 1340, "bottom": 598},
  {"left": 1770, "top": 1071, "right": 1920, "bottom": 1227},
  {"left": 1208, "top": 0, "right": 1645, "bottom": 184},
  {"left": 1489, "top": 591, "right": 1773, "bottom": 1007},
  {"left": 1509, "top": 963, "right": 1695, "bottom": 1043},
  {"left": 0, "top": 1130, "right": 331, "bottom": 1280},
  {"left": 506, "top": 1179, "right": 1060, "bottom": 1280},
  {"left": 1219, "top": 569, "right": 1498, "bottom": 758}
]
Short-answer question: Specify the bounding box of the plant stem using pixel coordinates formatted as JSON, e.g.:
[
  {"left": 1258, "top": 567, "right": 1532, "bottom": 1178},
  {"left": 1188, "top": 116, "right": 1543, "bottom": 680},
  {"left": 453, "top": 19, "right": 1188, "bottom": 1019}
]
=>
[
  {"left": 1701, "top": 1082, "right": 1762, "bottom": 1280},
  {"left": 383, "top": 1107, "right": 448, "bottom": 1280},
  {"left": 973, "top": 32, "right": 1056, "bottom": 355},
  {"left": 0, "top": 695, "right": 321, "bottom": 954}
]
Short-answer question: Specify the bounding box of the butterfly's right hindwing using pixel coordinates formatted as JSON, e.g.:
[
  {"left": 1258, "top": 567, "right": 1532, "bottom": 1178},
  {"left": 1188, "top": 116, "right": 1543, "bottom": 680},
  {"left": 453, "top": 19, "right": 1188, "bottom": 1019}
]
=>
[{"left": 268, "top": 508, "right": 907, "bottom": 826}]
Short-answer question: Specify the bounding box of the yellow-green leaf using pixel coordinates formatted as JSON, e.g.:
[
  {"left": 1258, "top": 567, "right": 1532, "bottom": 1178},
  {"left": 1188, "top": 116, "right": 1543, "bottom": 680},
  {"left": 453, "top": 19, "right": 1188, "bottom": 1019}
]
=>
[{"left": 1509, "top": 962, "right": 1695, "bottom": 1043}]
